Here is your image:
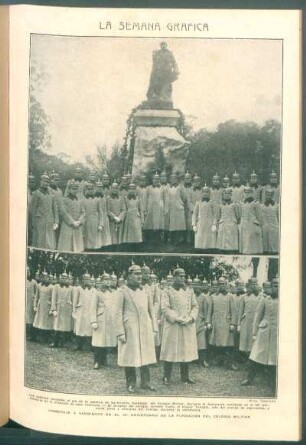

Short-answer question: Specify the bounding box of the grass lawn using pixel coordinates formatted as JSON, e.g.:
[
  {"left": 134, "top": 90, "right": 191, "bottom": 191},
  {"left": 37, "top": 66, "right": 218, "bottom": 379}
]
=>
[{"left": 25, "top": 340, "right": 275, "bottom": 398}]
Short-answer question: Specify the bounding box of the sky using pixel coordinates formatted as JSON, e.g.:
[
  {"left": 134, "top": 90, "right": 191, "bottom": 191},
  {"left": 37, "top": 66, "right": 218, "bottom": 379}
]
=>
[{"left": 30, "top": 35, "right": 282, "bottom": 163}]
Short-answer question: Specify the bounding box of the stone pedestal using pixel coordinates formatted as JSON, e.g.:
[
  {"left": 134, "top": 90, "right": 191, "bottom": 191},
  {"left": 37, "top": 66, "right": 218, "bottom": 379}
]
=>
[{"left": 131, "top": 109, "right": 190, "bottom": 176}]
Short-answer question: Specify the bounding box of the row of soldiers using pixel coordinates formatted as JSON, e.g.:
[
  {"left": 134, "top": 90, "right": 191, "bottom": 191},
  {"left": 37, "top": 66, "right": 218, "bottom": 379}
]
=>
[
  {"left": 28, "top": 168, "right": 279, "bottom": 254},
  {"left": 26, "top": 265, "right": 278, "bottom": 392}
]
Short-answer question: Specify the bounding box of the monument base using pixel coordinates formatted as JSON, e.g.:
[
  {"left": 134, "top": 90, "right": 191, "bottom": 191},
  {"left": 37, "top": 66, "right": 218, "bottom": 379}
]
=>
[{"left": 131, "top": 108, "right": 190, "bottom": 176}]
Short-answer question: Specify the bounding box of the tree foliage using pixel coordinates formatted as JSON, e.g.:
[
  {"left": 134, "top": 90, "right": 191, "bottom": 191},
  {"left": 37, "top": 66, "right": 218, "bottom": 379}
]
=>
[
  {"left": 187, "top": 119, "right": 280, "bottom": 184},
  {"left": 27, "top": 250, "right": 240, "bottom": 282}
]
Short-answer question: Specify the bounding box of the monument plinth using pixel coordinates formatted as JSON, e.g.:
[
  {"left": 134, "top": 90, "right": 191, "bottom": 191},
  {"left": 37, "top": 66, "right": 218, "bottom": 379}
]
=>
[
  {"left": 128, "top": 41, "right": 190, "bottom": 176},
  {"left": 133, "top": 109, "right": 181, "bottom": 127}
]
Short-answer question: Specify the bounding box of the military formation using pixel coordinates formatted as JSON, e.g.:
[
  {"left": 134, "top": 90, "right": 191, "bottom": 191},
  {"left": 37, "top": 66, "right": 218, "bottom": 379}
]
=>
[
  {"left": 26, "top": 264, "right": 279, "bottom": 394},
  {"left": 27, "top": 168, "right": 280, "bottom": 254}
]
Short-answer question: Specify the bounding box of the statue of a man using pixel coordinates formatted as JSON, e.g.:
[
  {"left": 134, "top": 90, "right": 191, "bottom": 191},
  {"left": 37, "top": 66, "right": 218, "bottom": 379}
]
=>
[{"left": 146, "top": 41, "right": 179, "bottom": 103}]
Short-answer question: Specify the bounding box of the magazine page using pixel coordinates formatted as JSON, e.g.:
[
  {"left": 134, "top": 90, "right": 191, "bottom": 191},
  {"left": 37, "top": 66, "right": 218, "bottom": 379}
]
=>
[
  {"left": 9, "top": 5, "right": 301, "bottom": 440},
  {"left": 0, "top": 4, "right": 10, "bottom": 427}
]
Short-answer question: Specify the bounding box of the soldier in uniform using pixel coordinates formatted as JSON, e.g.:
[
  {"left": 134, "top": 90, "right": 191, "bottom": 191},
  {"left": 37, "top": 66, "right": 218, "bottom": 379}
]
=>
[
  {"left": 26, "top": 267, "right": 38, "bottom": 341},
  {"left": 160, "top": 171, "right": 170, "bottom": 242},
  {"left": 261, "top": 188, "right": 279, "bottom": 254},
  {"left": 192, "top": 185, "right": 217, "bottom": 251},
  {"left": 95, "top": 181, "right": 111, "bottom": 249},
  {"left": 50, "top": 271, "right": 73, "bottom": 348},
  {"left": 231, "top": 171, "right": 245, "bottom": 202},
  {"left": 106, "top": 182, "right": 126, "bottom": 248},
  {"left": 262, "top": 171, "right": 280, "bottom": 203},
  {"left": 101, "top": 173, "right": 111, "bottom": 198},
  {"left": 262, "top": 281, "right": 272, "bottom": 297},
  {"left": 49, "top": 171, "right": 63, "bottom": 200},
  {"left": 168, "top": 173, "right": 188, "bottom": 246},
  {"left": 72, "top": 272, "right": 94, "bottom": 351},
  {"left": 160, "top": 268, "right": 198, "bottom": 384},
  {"left": 242, "top": 277, "right": 279, "bottom": 393},
  {"left": 250, "top": 171, "right": 263, "bottom": 202},
  {"left": 30, "top": 173, "right": 59, "bottom": 250},
  {"left": 232, "top": 279, "right": 246, "bottom": 363},
  {"left": 210, "top": 173, "right": 222, "bottom": 204},
  {"left": 216, "top": 188, "right": 240, "bottom": 253},
  {"left": 119, "top": 175, "right": 129, "bottom": 199},
  {"left": 237, "top": 277, "right": 261, "bottom": 358},
  {"left": 65, "top": 167, "right": 86, "bottom": 199},
  {"left": 83, "top": 182, "right": 104, "bottom": 251},
  {"left": 206, "top": 277, "right": 238, "bottom": 370},
  {"left": 121, "top": 183, "right": 144, "bottom": 249},
  {"left": 115, "top": 264, "right": 157, "bottom": 393},
  {"left": 33, "top": 270, "right": 53, "bottom": 344},
  {"left": 183, "top": 172, "right": 194, "bottom": 245},
  {"left": 193, "top": 276, "right": 209, "bottom": 367},
  {"left": 222, "top": 174, "right": 230, "bottom": 191},
  {"left": 190, "top": 174, "right": 202, "bottom": 210},
  {"left": 110, "top": 271, "right": 118, "bottom": 291},
  {"left": 88, "top": 170, "right": 97, "bottom": 195},
  {"left": 58, "top": 179, "right": 86, "bottom": 253},
  {"left": 91, "top": 272, "right": 117, "bottom": 369},
  {"left": 27, "top": 174, "right": 37, "bottom": 245},
  {"left": 118, "top": 277, "right": 126, "bottom": 288},
  {"left": 239, "top": 184, "right": 264, "bottom": 254},
  {"left": 136, "top": 174, "right": 147, "bottom": 207},
  {"left": 143, "top": 173, "right": 166, "bottom": 245}
]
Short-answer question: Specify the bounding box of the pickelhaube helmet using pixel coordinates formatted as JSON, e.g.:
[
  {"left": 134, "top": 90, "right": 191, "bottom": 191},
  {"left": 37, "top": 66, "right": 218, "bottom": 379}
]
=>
[
  {"left": 244, "top": 182, "right": 252, "bottom": 193},
  {"left": 193, "top": 275, "right": 201, "bottom": 284},
  {"left": 213, "top": 172, "right": 220, "bottom": 180},
  {"left": 41, "top": 172, "right": 50, "bottom": 181},
  {"left": 50, "top": 170, "right": 59, "bottom": 179},
  {"left": 128, "top": 264, "right": 141, "bottom": 273},
  {"left": 232, "top": 171, "right": 239, "bottom": 178}
]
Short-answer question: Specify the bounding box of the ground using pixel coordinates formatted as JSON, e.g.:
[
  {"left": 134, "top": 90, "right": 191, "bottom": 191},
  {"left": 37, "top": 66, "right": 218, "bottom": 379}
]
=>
[{"left": 25, "top": 340, "right": 275, "bottom": 398}]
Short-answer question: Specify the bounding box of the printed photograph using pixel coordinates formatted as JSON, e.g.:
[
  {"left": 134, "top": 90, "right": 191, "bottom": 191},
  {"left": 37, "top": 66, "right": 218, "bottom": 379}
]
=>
[
  {"left": 25, "top": 249, "right": 279, "bottom": 398},
  {"left": 27, "top": 36, "right": 281, "bottom": 254}
]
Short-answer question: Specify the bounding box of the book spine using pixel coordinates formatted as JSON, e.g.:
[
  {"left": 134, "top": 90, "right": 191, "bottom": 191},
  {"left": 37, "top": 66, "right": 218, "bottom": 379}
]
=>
[{"left": 0, "top": 4, "right": 10, "bottom": 427}]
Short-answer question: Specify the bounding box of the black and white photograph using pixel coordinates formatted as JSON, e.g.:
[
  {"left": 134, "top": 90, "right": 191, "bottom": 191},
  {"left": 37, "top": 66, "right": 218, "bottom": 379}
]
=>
[
  {"left": 27, "top": 36, "right": 281, "bottom": 255},
  {"left": 25, "top": 249, "right": 279, "bottom": 398}
]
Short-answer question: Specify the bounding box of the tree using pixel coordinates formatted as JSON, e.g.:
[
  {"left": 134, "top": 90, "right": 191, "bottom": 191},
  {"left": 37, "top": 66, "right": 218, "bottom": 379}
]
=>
[
  {"left": 29, "top": 60, "right": 52, "bottom": 154},
  {"left": 187, "top": 120, "right": 281, "bottom": 184}
]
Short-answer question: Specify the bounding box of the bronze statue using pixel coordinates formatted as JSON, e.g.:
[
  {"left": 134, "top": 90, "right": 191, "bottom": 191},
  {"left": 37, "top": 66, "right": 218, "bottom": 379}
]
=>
[{"left": 146, "top": 41, "right": 179, "bottom": 104}]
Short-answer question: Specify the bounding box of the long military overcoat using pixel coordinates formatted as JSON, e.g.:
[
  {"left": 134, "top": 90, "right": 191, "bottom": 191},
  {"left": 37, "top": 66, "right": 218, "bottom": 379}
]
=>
[
  {"left": 250, "top": 296, "right": 278, "bottom": 366},
  {"left": 115, "top": 285, "right": 157, "bottom": 367},
  {"left": 57, "top": 196, "right": 86, "bottom": 252},
  {"left": 73, "top": 286, "right": 94, "bottom": 337},
  {"left": 160, "top": 286, "right": 198, "bottom": 362},
  {"left": 51, "top": 284, "right": 73, "bottom": 332},
  {"left": 33, "top": 284, "right": 53, "bottom": 330},
  {"left": 90, "top": 289, "right": 117, "bottom": 347},
  {"left": 206, "top": 292, "right": 236, "bottom": 347},
  {"left": 31, "top": 189, "right": 59, "bottom": 250},
  {"left": 237, "top": 293, "right": 261, "bottom": 352}
]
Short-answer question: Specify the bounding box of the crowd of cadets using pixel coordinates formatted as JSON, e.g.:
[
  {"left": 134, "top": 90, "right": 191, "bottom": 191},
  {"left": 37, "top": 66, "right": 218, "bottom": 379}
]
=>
[
  {"left": 26, "top": 265, "right": 278, "bottom": 393},
  {"left": 28, "top": 168, "right": 279, "bottom": 254}
]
